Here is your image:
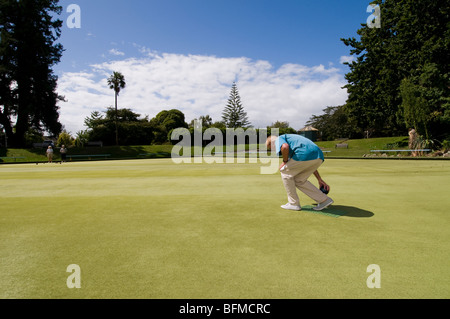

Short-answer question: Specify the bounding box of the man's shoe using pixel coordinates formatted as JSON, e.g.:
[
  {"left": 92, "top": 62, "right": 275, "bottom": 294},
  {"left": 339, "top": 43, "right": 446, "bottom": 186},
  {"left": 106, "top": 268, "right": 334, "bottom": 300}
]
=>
[
  {"left": 281, "top": 203, "right": 302, "bottom": 211},
  {"left": 313, "top": 198, "right": 334, "bottom": 211}
]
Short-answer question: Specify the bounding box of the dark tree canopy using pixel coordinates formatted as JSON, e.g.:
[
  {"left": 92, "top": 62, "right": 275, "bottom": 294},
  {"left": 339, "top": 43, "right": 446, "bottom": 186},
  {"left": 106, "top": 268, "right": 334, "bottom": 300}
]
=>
[
  {"left": 341, "top": 0, "right": 449, "bottom": 140},
  {"left": 0, "top": 0, "right": 64, "bottom": 147},
  {"left": 306, "top": 106, "right": 356, "bottom": 141}
]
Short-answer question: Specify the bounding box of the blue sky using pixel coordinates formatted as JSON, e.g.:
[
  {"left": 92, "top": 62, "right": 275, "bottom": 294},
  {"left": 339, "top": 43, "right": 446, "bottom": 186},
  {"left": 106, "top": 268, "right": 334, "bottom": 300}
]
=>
[{"left": 55, "top": 0, "right": 371, "bottom": 133}]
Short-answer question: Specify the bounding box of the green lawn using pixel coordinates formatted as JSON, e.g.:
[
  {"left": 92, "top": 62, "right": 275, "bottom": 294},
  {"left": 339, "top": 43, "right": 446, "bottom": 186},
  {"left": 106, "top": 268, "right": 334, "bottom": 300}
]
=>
[
  {"left": 0, "top": 158, "right": 449, "bottom": 299},
  {"left": 316, "top": 136, "right": 411, "bottom": 157}
]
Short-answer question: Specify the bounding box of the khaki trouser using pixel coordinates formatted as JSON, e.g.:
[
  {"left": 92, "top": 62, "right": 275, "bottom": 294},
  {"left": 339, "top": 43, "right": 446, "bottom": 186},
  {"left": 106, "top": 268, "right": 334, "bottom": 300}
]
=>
[{"left": 281, "top": 158, "right": 329, "bottom": 206}]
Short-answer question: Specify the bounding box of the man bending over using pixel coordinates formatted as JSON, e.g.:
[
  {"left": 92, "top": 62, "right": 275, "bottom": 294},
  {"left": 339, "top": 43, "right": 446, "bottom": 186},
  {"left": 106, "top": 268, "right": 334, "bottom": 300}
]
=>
[{"left": 266, "top": 135, "right": 334, "bottom": 211}]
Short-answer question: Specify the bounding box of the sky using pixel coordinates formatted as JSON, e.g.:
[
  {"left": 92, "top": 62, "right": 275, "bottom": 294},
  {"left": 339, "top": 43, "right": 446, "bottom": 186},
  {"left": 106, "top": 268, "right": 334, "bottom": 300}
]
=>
[{"left": 54, "top": 0, "right": 371, "bottom": 134}]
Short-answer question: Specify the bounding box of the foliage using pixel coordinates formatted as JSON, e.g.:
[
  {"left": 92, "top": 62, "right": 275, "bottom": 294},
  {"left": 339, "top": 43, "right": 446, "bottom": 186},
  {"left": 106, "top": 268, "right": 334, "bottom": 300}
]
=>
[
  {"left": 150, "top": 109, "right": 187, "bottom": 132},
  {"left": 270, "top": 121, "right": 290, "bottom": 129},
  {"left": 23, "top": 128, "right": 45, "bottom": 147},
  {"left": 150, "top": 109, "right": 188, "bottom": 144},
  {"left": 399, "top": 78, "right": 430, "bottom": 139},
  {"left": 84, "top": 111, "right": 104, "bottom": 129},
  {"left": 267, "top": 122, "right": 297, "bottom": 135},
  {"left": 306, "top": 106, "right": 357, "bottom": 141},
  {"left": 57, "top": 131, "right": 74, "bottom": 147},
  {"left": 75, "top": 130, "right": 90, "bottom": 148},
  {"left": 222, "top": 82, "right": 250, "bottom": 128},
  {"left": 189, "top": 115, "right": 213, "bottom": 128},
  {"left": 84, "top": 108, "right": 151, "bottom": 146},
  {"left": 210, "top": 121, "right": 226, "bottom": 130},
  {"left": 84, "top": 108, "right": 187, "bottom": 146},
  {"left": 442, "top": 140, "right": 450, "bottom": 152},
  {"left": 107, "top": 71, "right": 126, "bottom": 96},
  {"left": 0, "top": 0, "right": 64, "bottom": 146},
  {"left": 341, "top": 0, "right": 449, "bottom": 139}
]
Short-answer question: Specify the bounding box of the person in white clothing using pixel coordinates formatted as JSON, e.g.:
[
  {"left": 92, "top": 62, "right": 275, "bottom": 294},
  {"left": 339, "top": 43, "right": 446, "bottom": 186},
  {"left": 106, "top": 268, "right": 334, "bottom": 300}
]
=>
[{"left": 46, "top": 146, "right": 54, "bottom": 163}]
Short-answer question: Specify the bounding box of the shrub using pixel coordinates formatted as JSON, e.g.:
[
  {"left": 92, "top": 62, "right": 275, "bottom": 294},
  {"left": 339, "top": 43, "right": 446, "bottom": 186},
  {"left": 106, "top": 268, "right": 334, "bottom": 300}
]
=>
[
  {"left": 442, "top": 140, "right": 450, "bottom": 152},
  {"left": 57, "top": 131, "right": 74, "bottom": 147}
]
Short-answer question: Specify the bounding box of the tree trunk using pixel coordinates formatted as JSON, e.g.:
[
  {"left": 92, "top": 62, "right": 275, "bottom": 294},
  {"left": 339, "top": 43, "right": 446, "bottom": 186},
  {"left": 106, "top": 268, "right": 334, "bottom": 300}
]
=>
[{"left": 115, "top": 92, "right": 119, "bottom": 146}]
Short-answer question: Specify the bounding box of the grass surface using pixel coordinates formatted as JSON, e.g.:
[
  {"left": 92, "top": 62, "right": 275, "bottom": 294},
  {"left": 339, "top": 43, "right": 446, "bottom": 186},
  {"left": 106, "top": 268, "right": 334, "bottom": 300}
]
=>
[
  {"left": 1, "top": 158, "right": 449, "bottom": 299},
  {"left": 316, "top": 136, "right": 410, "bottom": 157}
]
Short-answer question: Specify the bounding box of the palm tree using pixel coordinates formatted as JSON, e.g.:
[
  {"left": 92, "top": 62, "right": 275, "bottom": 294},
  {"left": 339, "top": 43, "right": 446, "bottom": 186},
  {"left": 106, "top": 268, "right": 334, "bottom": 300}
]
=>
[{"left": 107, "top": 71, "right": 126, "bottom": 145}]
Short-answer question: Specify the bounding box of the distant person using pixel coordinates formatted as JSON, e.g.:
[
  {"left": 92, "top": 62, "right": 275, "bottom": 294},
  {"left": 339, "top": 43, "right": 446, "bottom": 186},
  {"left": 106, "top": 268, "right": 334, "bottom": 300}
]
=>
[
  {"left": 46, "top": 146, "right": 54, "bottom": 163},
  {"left": 60, "top": 145, "right": 68, "bottom": 163},
  {"left": 266, "top": 134, "right": 333, "bottom": 211},
  {"left": 409, "top": 128, "right": 418, "bottom": 157}
]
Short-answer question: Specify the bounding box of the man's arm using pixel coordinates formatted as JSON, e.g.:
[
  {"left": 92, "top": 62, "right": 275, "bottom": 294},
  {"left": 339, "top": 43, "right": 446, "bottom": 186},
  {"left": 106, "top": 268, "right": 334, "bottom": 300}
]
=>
[
  {"left": 279, "top": 143, "right": 290, "bottom": 170},
  {"left": 280, "top": 143, "right": 289, "bottom": 163}
]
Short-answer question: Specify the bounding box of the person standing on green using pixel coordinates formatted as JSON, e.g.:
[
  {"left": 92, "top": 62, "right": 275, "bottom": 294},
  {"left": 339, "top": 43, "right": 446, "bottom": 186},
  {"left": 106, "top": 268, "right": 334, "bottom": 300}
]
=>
[
  {"left": 60, "top": 145, "right": 68, "bottom": 163},
  {"left": 46, "top": 146, "right": 54, "bottom": 163},
  {"left": 266, "top": 134, "right": 334, "bottom": 211}
]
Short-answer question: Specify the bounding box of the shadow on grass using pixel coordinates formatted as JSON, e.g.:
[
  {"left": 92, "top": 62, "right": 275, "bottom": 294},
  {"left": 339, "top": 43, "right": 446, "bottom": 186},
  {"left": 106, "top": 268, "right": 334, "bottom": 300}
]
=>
[
  {"left": 332, "top": 205, "right": 374, "bottom": 218},
  {"left": 302, "top": 205, "right": 374, "bottom": 218}
]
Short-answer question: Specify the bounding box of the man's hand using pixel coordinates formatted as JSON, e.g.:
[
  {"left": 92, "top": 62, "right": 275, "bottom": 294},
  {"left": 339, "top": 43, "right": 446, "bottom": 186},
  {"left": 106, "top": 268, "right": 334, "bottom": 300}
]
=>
[
  {"left": 314, "top": 170, "right": 330, "bottom": 192},
  {"left": 319, "top": 180, "right": 331, "bottom": 193}
]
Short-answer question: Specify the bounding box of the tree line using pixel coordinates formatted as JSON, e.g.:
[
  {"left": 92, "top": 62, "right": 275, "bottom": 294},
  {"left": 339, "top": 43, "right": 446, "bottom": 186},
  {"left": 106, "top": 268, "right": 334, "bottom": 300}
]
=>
[
  {"left": 70, "top": 82, "right": 294, "bottom": 147},
  {"left": 78, "top": 108, "right": 187, "bottom": 146},
  {"left": 55, "top": 107, "right": 294, "bottom": 148},
  {"left": 308, "top": 0, "right": 449, "bottom": 145}
]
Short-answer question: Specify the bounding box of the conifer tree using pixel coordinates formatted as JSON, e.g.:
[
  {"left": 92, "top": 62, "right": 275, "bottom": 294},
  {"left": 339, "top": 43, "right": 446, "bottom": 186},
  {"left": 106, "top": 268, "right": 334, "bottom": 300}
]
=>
[
  {"left": 222, "top": 82, "right": 250, "bottom": 128},
  {"left": 0, "top": 0, "right": 64, "bottom": 146}
]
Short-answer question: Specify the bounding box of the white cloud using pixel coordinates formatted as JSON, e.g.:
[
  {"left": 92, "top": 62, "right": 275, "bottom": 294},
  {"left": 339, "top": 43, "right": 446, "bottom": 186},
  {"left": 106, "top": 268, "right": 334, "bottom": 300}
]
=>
[
  {"left": 109, "top": 49, "right": 125, "bottom": 56},
  {"left": 57, "top": 52, "right": 348, "bottom": 134},
  {"left": 340, "top": 55, "right": 356, "bottom": 64}
]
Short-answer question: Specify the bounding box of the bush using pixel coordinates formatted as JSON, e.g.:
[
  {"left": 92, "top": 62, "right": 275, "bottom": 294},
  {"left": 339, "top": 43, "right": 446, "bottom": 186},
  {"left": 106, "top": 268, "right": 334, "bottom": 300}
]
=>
[
  {"left": 57, "top": 131, "right": 74, "bottom": 147},
  {"left": 87, "top": 122, "right": 156, "bottom": 146},
  {"left": 24, "top": 129, "right": 44, "bottom": 148},
  {"left": 75, "top": 130, "right": 90, "bottom": 148}
]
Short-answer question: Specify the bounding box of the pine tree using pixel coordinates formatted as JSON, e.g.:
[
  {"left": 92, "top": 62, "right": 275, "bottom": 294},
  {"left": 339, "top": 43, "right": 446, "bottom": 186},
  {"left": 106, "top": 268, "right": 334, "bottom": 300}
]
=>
[
  {"left": 222, "top": 82, "right": 250, "bottom": 128},
  {"left": 0, "top": 0, "right": 64, "bottom": 147}
]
